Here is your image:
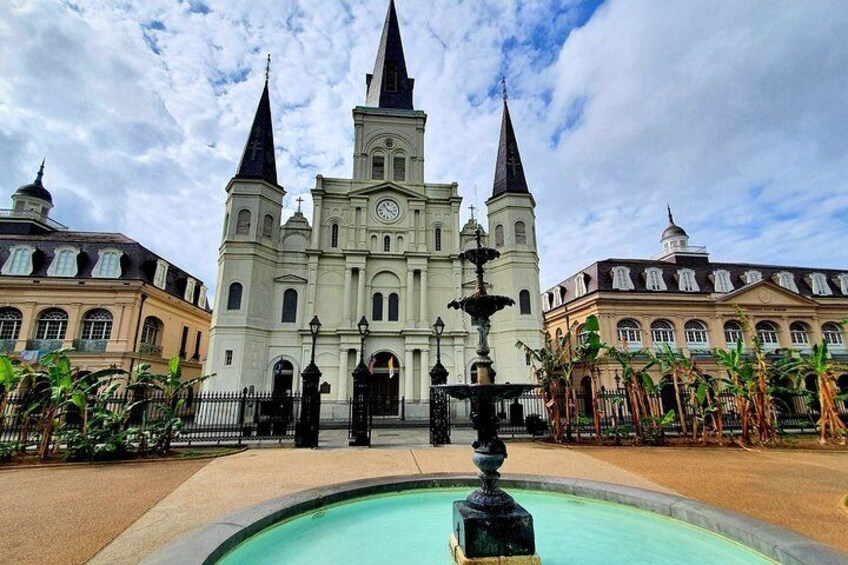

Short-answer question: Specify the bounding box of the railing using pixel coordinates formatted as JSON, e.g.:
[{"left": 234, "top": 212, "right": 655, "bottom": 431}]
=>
[
  {"left": 25, "top": 339, "right": 63, "bottom": 353},
  {"left": 72, "top": 339, "right": 108, "bottom": 353},
  {"left": 138, "top": 343, "right": 162, "bottom": 357},
  {"left": 0, "top": 209, "right": 68, "bottom": 231},
  {"left": 0, "top": 339, "right": 16, "bottom": 354}
]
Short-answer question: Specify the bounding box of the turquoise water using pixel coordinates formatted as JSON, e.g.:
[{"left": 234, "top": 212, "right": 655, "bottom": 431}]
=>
[{"left": 219, "top": 488, "right": 774, "bottom": 564}]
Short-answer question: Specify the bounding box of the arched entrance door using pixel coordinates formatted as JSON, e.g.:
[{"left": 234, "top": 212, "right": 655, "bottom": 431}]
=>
[
  {"left": 371, "top": 352, "right": 400, "bottom": 416},
  {"left": 804, "top": 374, "right": 820, "bottom": 416},
  {"left": 273, "top": 360, "right": 294, "bottom": 397},
  {"left": 660, "top": 376, "right": 677, "bottom": 415},
  {"left": 580, "top": 376, "right": 593, "bottom": 416}
]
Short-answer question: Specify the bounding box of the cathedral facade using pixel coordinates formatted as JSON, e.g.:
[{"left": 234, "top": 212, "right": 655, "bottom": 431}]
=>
[{"left": 203, "top": 1, "right": 544, "bottom": 413}]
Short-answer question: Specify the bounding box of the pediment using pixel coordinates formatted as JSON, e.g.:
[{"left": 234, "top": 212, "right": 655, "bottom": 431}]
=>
[
  {"left": 348, "top": 181, "right": 424, "bottom": 200},
  {"left": 716, "top": 279, "right": 817, "bottom": 307},
  {"left": 275, "top": 274, "right": 308, "bottom": 284}
]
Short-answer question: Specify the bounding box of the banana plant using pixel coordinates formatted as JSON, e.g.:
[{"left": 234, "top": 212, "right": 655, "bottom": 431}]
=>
[
  {"left": 576, "top": 315, "right": 607, "bottom": 443},
  {"left": 654, "top": 344, "right": 690, "bottom": 439},
  {"left": 604, "top": 345, "right": 657, "bottom": 444}
]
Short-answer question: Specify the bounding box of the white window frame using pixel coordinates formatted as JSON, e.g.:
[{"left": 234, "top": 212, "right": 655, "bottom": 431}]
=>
[
  {"left": 80, "top": 309, "right": 113, "bottom": 340},
  {"left": 644, "top": 267, "right": 667, "bottom": 291},
  {"left": 0, "top": 308, "right": 23, "bottom": 341},
  {"left": 36, "top": 309, "right": 68, "bottom": 340},
  {"left": 2, "top": 245, "right": 35, "bottom": 276},
  {"left": 198, "top": 285, "right": 208, "bottom": 309},
  {"left": 724, "top": 321, "right": 745, "bottom": 347},
  {"left": 611, "top": 266, "right": 634, "bottom": 291},
  {"left": 774, "top": 271, "right": 799, "bottom": 293},
  {"left": 808, "top": 273, "right": 832, "bottom": 296},
  {"left": 47, "top": 247, "right": 80, "bottom": 277},
  {"left": 184, "top": 277, "right": 196, "bottom": 303},
  {"left": 789, "top": 322, "right": 810, "bottom": 348},
  {"left": 677, "top": 268, "right": 699, "bottom": 292},
  {"left": 684, "top": 320, "right": 709, "bottom": 349},
  {"left": 837, "top": 273, "right": 848, "bottom": 295},
  {"left": 712, "top": 269, "right": 733, "bottom": 293},
  {"left": 574, "top": 274, "right": 587, "bottom": 298},
  {"left": 92, "top": 249, "right": 123, "bottom": 278},
  {"left": 617, "top": 319, "right": 642, "bottom": 349},
  {"left": 650, "top": 320, "right": 676, "bottom": 349},
  {"left": 153, "top": 259, "right": 169, "bottom": 289},
  {"left": 743, "top": 270, "right": 762, "bottom": 284},
  {"left": 756, "top": 322, "right": 780, "bottom": 349},
  {"left": 822, "top": 323, "right": 844, "bottom": 349}
]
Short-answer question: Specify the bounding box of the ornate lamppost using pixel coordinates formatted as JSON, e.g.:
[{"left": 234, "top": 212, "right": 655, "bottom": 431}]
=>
[
  {"left": 429, "top": 316, "right": 450, "bottom": 445},
  {"left": 295, "top": 316, "right": 322, "bottom": 448},
  {"left": 349, "top": 316, "right": 372, "bottom": 447}
]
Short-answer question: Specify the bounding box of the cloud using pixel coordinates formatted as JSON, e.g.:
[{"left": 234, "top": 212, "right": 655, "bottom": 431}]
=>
[{"left": 1, "top": 0, "right": 846, "bottom": 296}]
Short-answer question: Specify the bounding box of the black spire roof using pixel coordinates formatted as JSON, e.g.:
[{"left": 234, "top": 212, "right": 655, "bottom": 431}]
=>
[
  {"left": 15, "top": 159, "right": 53, "bottom": 204},
  {"left": 365, "top": 0, "right": 414, "bottom": 110},
  {"left": 235, "top": 66, "right": 278, "bottom": 186},
  {"left": 491, "top": 98, "right": 529, "bottom": 197}
]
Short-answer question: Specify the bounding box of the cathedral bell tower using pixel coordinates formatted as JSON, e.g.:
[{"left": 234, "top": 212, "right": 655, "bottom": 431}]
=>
[
  {"left": 485, "top": 85, "right": 544, "bottom": 375},
  {"left": 206, "top": 57, "right": 285, "bottom": 391}
]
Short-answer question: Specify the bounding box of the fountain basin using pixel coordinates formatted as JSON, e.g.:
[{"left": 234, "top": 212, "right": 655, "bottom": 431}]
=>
[{"left": 144, "top": 474, "right": 847, "bottom": 565}]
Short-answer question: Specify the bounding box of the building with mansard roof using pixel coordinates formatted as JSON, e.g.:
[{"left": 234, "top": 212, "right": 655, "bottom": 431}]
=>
[
  {"left": 542, "top": 207, "right": 848, "bottom": 412},
  {"left": 0, "top": 162, "right": 211, "bottom": 379},
  {"left": 202, "top": 0, "right": 545, "bottom": 414}
]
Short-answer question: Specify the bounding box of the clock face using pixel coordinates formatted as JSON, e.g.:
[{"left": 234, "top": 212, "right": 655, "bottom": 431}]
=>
[{"left": 376, "top": 199, "right": 400, "bottom": 222}]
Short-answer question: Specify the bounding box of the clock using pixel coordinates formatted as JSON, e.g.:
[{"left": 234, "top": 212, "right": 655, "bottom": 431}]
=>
[{"left": 376, "top": 199, "right": 400, "bottom": 222}]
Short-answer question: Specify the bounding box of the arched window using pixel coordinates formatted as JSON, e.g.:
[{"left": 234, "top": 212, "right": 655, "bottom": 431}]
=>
[
  {"left": 383, "top": 235, "right": 391, "bottom": 252},
  {"left": 262, "top": 214, "right": 274, "bottom": 238},
  {"left": 81, "top": 309, "right": 113, "bottom": 340},
  {"left": 617, "top": 319, "right": 642, "bottom": 347},
  {"left": 388, "top": 293, "right": 399, "bottom": 321},
  {"left": 789, "top": 322, "right": 810, "bottom": 348},
  {"left": 330, "top": 223, "right": 339, "bottom": 248},
  {"left": 650, "top": 320, "right": 676, "bottom": 348},
  {"left": 724, "top": 321, "right": 744, "bottom": 346},
  {"left": 554, "top": 328, "right": 563, "bottom": 350},
  {"left": 435, "top": 227, "right": 442, "bottom": 251},
  {"left": 0, "top": 308, "right": 23, "bottom": 341},
  {"left": 519, "top": 290, "right": 531, "bottom": 315},
  {"left": 684, "top": 320, "right": 709, "bottom": 349},
  {"left": 227, "top": 282, "right": 243, "bottom": 311},
  {"left": 141, "top": 316, "right": 162, "bottom": 346},
  {"left": 372, "top": 153, "right": 385, "bottom": 180},
  {"left": 236, "top": 209, "right": 251, "bottom": 235},
  {"left": 372, "top": 293, "right": 384, "bottom": 321},
  {"left": 282, "top": 289, "right": 298, "bottom": 323},
  {"left": 514, "top": 221, "right": 526, "bottom": 245},
  {"left": 577, "top": 324, "right": 589, "bottom": 345},
  {"left": 822, "top": 323, "right": 844, "bottom": 348},
  {"left": 755, "top": 321, "right": 779, "bottom": 348},
  {"left": 36, "top": 308, "right": 68, "bottom": 340},
  {"left": 393, "top": 154, "right": 406, "bottom": 181},
  {"left": 495, "top": 225, "right": 504, "bottom": 247}
]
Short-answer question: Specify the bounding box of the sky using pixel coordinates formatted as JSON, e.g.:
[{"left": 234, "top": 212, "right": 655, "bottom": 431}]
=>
[{"left": 2, "top": 0, "right": 847, "bottom": 296}]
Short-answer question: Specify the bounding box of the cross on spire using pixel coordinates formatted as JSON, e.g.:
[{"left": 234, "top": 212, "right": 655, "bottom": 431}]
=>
[
  {"left": 296, "top": 196, "right": 304, "bottom": 213},
  {"left": 507, "top": 154, "right": 521, "bottom": 176}
]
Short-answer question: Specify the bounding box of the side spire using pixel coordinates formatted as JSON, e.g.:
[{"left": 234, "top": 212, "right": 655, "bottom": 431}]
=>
[
  {"left": 365, "top": 0, "right": 414, "bottom": 110},
  {"left": 235, "top": 57, "right": 278, "bottom": 186},
  {"left": 491, "top": 86, "right": 529, "bottom": 197}
]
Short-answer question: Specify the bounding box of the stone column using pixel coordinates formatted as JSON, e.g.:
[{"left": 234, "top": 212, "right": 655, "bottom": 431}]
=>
[
  {"left": 356, "top": 267, "right": 366, "bottom": 320},
  {"left": 409, "top": 210, "right": 417, "bottom": 249},
  {"left": 404, "top": 349, "right": 415, "bottom": 401},
  {"left": 419, "top": 348, "right": 430, "bottom": 401},
  {"left": 406, "top": 269, "right": 415, "bottom": 324},
  {"left": 417, "top": 210, "right": 426, "bottom": 252},
  {"left": 337, "top": 347, "right": 349, "bottom": 401},
  {"left": 342, "top": 267, "right": 353, "bottom": 325},
  {"left": 305, "top": 259, "right": 319, "bottom": 320},
  {"left": 419, "top": 268, "right": 428, "bottom": 328},
  {"left": 455, "top": 343, "right": 465, "bottom": 384},
  {"left": 310, "top": 201, "right": 322, "bottom": 248}
]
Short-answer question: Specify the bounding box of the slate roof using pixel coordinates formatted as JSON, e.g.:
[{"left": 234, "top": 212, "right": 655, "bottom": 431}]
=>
[
  {"left": 235, "top": 80, "right": 279, "bottom": 186},
  {"left": 365, "top": 0, "right": 415, "bottom": 110},
  {"left": 0, "top": 231, "right": 210, "bottom": 311},
  {"left": 544, "top": 256, "right": 848, "bottom": 309},
  {"left": 491, "top": 100, "right": 529, "bottom": 198}
]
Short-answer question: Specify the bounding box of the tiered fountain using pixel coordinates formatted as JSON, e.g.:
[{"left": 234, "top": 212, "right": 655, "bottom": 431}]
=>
[{"left": 438, "top": 227, "right": 541, "bottom": 565}]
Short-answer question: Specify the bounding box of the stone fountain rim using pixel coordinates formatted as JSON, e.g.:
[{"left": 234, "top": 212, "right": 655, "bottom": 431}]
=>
[{"left": 142, "top": 473, "right": 847, "bottom": 565}]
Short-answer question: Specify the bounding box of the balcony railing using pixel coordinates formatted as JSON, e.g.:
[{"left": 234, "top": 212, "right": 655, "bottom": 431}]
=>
[
  {"left": 72, "top": 339, "right": 108, "bottom": 353},
  {"left": 138, "top": 342, "right": 163, "bottom": 357},
  {"left": 0, "top": 339, "right": 16, "bottom": 354},
  {"left": 0, "top": 209, "right": 68, "bottom": 231},
  {"left": 25, "top": 339, "right": 63, "bottom": 353}
]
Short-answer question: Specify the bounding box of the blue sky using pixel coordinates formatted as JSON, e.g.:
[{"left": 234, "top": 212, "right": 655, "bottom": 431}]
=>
[{"left": 2, "top": 0, "right": 847, "bottom": 296}]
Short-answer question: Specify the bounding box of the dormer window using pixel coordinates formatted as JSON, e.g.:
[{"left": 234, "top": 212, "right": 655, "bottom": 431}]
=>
[
  {"left": 48, "top": 247, "right": 79, "bottom": 277},
  {"left": 743, "top": 270, "right": 762, "bottom": 284},
  {"left": 392, "top": 154, "right": 406, "bottom": 181},
  {"left": 574, "top": 273, "right": 588, "bottom": 297},
  {"left": 837, "top": 273, "right": 848, "bottom": 295},
  {"left": 611, "top": 266, "right": 634, "bottom": 291},
  {"left": 644, "top": 267, "right": 667, "bottom": 291},
  {"left": 198, "top": 285, "right": 208, "bottom": 309},
  {"left": 184, "top": 277, "right": 197, "bottom": 302},
  {"left": 2, "top": 245, "right": 35, "bottom": 276},
  {"left": 677, "top": 268, "right": 699, "bottom": 292},
  {"left": 712, "top": 269, "right": 733, "bottom": 293},
  {"left": 774, "top": 271, "right": 798, "bottom": 292},
  {"left": 153, "top": 259, "right": 169, "bottom": 289},
  {"left": 92, "top": 249, "right": 123, "bottom": 278},
  {"left": 808, "top": 273, "right": 832, "bottom": 296},
  {"left": 371, "top": 153, "right": 385, "bottom": 180}
]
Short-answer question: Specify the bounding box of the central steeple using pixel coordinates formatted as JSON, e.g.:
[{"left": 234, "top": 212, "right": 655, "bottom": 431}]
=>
[
  {"left": 491, "top": 84, "right": 529, "bottom": 198},
  {"left": 365, "top": 0, "right": 414, "bottom": 110},
  {"left": 235, "top": 55, "right": 278, "bottom": 186}
]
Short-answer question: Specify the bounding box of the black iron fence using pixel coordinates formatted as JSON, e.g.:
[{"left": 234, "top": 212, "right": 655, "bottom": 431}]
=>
[{"left": 1, "top": 386, "right": 845, "bottom": 446}]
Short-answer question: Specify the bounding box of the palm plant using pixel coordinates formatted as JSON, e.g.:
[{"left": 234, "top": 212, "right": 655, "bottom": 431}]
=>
[
  {"left": 654, "top": 344, "right": 691, "bottom": 440},
  {"left": 0, "top": 355, "right": 22, "bottom": 440},
  {"left": 604, "top": 345, "right": 657, "bottom": 444},
  {"left": 574, "top": 315, "right": 606, "bottom": 443}
]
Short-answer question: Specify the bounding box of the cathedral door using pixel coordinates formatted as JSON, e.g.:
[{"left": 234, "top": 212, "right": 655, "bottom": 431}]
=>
[{"left": 371, "top": 352, "right": 400, "bottom": 416}]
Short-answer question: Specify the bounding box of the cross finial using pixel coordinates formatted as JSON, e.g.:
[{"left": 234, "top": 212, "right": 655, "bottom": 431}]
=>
[
  {"left": 296, "top": 196, "right": 304, "bottom": 213},
  {"left": 501, "top": 76, "right": 508, "bottom": 101},
  {"left": 469, "top": 204, "right": 476, "bottom": 221},
  {"left": 36, "top": 158, "right": 45, "bottom": 184},
  {"left": 667, "top": 203, "right": 674, "bottom": 224},
  {"left": 265, "top": 53, "right": 271, "bottom": 83}
]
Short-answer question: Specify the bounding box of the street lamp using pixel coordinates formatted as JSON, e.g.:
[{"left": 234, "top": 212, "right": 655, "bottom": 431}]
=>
[
  {"left": 350, "top": 316, "right": 372, "bottom": 446},
  {"left": 295, "top": 316, "right": 322, "bottom": 448},
  {"left": 429, "top": 316, "right": 450, "bottom": 445}
]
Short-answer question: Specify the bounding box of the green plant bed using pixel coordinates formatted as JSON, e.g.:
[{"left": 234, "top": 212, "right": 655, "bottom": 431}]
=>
[{"left": 0, "top": 446, "right": 244, "bottom": 468}]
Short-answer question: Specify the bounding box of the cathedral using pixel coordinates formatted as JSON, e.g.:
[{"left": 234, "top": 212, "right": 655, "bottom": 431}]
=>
[{"left": 203, "top": 0, "right": 544, "bottom": 414}]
